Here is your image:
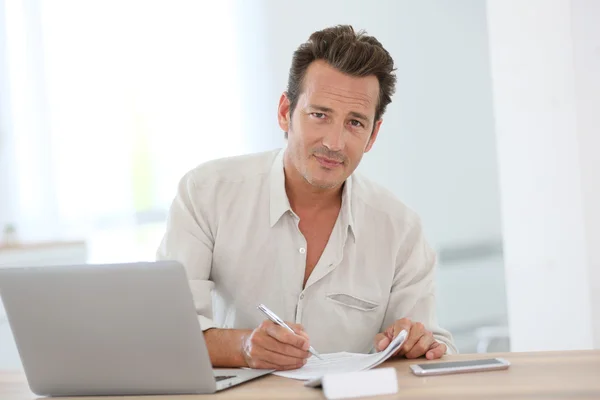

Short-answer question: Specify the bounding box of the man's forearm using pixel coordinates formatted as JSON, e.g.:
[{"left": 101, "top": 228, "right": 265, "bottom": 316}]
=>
[{"left": 203, "top": 328, "right": 252, "bottom": 367}]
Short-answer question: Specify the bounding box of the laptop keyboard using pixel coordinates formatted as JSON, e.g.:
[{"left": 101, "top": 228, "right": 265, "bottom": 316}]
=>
[{"left": 215, "top": 375, "right": 236, "bottom": 382}]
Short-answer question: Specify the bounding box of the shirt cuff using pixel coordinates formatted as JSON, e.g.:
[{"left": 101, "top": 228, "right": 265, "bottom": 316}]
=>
[{"left": 198, "top": 315, "right": 218, "bottom": 331}]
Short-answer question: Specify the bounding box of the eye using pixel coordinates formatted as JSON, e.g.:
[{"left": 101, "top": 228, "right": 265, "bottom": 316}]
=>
[
  {"left": 349, "top": 119, "right": 364, "bottom": 128},
  {"left": 311, "top": 112, "right": 326, "bottom": 119}
]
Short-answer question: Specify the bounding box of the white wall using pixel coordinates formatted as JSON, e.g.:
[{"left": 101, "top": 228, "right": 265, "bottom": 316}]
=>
[
  {"left": 487, "top": 0, "right": 600, "bottom": 351},
  {"left": 0, "top": 0, "right": 14, "bottom": 232},
  {"left": 572, "top": 0, "right": 600, "bottom": 348}
]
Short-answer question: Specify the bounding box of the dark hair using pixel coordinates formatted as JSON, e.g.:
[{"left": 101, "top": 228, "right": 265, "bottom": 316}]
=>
[{"left": 285, "top": 25, "right": 397, "bottom": 137}]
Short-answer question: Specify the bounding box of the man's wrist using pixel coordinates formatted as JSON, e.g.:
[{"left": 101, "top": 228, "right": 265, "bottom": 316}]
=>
[
  {"left": 240, "top": 331, "right": 252, "bottom": 367},
  {"left": 203, "top": 328, "right": 252, "bottom": 368}
]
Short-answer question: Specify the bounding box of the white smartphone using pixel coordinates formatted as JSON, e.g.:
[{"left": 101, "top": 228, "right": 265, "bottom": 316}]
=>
[{"left": 410, "top": 357, "right": 510, "bottom": 376}]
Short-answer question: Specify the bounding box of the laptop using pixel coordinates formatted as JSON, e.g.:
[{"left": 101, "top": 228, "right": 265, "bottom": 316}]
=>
[{"left": 0, "top": 261, "right": 272, "bottom": 396}]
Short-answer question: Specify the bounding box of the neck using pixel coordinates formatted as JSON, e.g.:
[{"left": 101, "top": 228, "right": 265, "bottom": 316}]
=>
[{"left": 283, "top": 154, "right": 343, "bottom": 212}]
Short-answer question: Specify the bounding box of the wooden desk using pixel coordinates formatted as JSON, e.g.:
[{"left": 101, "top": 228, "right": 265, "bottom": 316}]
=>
[
  {"left": 0, "top": 241, "right": 87, "bottom": 269},
  {"left": 1, "top": 350, "right": 599, "bottom": 400},
  {"left": 0, "top": 241, "right": 86, "bottom": 252}
]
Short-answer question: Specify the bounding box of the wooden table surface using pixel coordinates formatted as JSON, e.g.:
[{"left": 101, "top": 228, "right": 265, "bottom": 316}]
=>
[
  {"left": 0, "top": 241, "right": 86, "bottom": 252},
  {"left": 1, "top": 350, "right": 599, "bottom": 400}
]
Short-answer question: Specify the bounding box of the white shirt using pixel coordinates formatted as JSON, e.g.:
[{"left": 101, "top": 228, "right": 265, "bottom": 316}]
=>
[{"left": 157, "top": 148, "right": 457, "bottom": 354}]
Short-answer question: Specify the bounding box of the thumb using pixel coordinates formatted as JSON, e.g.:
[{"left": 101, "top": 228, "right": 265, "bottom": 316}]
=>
[
  {"left": 426, "top": 342, "right": 447, "bottom": 360},
  {"left": 374, "top": 333, "right": 390, "bottom": 351}
]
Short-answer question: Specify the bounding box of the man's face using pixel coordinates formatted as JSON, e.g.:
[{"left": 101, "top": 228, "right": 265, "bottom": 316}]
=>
[{"left": 278, "top": 60, "right": 382, "bottom": 190}]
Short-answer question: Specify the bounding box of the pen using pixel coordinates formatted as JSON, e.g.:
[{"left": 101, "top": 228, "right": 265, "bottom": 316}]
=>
[{"left": 257, "top": 303, "right": 323, "bottom": 360}]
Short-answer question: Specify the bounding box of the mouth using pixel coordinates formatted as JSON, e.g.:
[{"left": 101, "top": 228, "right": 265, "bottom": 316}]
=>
[{"left": 314, "top": 155, "right": 344, "bottom": 169}]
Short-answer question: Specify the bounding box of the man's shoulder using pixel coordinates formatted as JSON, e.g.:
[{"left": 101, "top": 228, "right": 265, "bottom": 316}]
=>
[
  {"left": 351, "top": 172, "right": 421, "bottom": 228},
  {"left": 185, "top": 149, "right": 280, "bottom": 187}
]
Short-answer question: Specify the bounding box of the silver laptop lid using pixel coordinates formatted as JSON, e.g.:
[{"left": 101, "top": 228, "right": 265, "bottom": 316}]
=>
[{"left": 0, "top": 261, "right": 217, "bottom": 396}]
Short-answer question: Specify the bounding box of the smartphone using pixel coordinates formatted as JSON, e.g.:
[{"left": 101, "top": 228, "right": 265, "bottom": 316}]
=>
[{"left": 410, "top": 357, "right": 510, "bottom": 376}]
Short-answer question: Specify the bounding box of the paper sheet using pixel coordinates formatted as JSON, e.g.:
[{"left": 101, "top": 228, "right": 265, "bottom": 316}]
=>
[
  {"left": 274, "top": 330, "right": 407, "bottom": 380},
  {"left": 322, "top": 368, "right": 398, "bottom": 399}
]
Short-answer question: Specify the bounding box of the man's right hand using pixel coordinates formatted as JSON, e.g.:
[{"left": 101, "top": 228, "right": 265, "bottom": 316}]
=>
[{"left": 241, "top": 320, "right": 311, "bottom": 370}]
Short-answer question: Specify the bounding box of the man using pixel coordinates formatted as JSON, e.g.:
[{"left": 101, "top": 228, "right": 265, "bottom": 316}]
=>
[{"left": 157, "top": 25, "right": 456, "bottom": 371}]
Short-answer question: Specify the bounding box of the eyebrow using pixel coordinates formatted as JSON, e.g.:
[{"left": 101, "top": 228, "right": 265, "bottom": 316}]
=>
[{"left": 308, "top": 104, "right": 371, "bottom": 124}]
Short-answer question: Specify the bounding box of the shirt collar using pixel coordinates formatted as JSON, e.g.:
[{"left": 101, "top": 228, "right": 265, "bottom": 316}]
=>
[
  {"left": 269, "top": 149, "right": 291, "bottom": 227},
  {"left": 269, "top": 148, "right": 356, "bottom": 242},
  {"left": 341, "top": 175, "right": 357, "bottom": 242}
]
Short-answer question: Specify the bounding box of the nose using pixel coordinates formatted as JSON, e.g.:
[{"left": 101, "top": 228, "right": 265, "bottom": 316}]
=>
[{"left": 322, "top": 123, "right": 345, "bottom": 152}]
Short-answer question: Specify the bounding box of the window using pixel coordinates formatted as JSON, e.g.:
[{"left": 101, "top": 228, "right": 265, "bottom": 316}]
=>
[{"left": 2, "top": 0, "right": 246, "bottom": 262}]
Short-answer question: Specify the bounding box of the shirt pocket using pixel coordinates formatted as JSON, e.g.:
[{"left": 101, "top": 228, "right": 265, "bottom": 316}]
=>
[
  {"left": 318, "top": 292, "right": 383, "bottom": 353},
  {"left": 325, "top": 293, "right": 380, "bottom": 312}
]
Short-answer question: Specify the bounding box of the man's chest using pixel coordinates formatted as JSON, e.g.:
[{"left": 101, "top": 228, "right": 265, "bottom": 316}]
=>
[
  {"left": 298, "top": 212, "right": 339, "bottom": 286},
  {"left": 209, "top": 205, "right": 398, "bottom": 306}
]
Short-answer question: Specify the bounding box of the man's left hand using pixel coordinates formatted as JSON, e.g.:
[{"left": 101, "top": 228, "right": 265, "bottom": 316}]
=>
[{"left": 374, "top": 318, "right": 446, "bottom": 360}]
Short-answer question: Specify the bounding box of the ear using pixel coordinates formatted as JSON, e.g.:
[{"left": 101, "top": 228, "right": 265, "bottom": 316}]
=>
[
  {"left": 277, "top": 92, "right": 291, "bottom": 133},
  {"left": 364, "top": 119, "right": 383, "bottom": 153}
]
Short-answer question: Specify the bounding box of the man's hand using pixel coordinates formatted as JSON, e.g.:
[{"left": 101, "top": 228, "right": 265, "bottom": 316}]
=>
[
  {"left": 374, "top": 318, "right": 446, "bottom": 360},
  {"left": 241, "top": 320, "right": 311, "bottom": 370}
]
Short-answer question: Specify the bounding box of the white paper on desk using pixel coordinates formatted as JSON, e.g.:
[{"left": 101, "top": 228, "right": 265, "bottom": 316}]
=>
[
  {"left": 322, "top": 368, "right": 398, "bottom": 400},
  {"left": 274, "top": 329, "right": 407, "bottom": 381}
]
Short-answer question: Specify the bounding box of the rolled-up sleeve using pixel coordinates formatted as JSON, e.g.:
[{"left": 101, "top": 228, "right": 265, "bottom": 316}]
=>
[
  {"left": 156, "top": 171, "right": 217, "bottom": 331},
  {"left": 383, "top": 219, "right": 458, "bottom": 354}
]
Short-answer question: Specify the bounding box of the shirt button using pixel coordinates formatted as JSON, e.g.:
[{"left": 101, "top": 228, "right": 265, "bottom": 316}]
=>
[
  {"left": 299, "top": 247, "right": 306, "bottom": 254},
  {"left": 300, "top": 293, "right": 305, "bottom": 300}
]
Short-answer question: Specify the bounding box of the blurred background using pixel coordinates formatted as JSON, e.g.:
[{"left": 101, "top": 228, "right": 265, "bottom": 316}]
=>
[{"left": 1, "top": 0, "right": 598, "bottom": 370}]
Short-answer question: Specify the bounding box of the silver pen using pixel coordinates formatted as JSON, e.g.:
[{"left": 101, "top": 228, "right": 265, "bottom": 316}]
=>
[{"left": 257, "top": 303, "right": 323, "bottom": 360}]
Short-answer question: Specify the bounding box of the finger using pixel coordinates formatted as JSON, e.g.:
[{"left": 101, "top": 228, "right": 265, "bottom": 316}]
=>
[
  {"left": 287, "top": 322, "right": 310, "bottom": 340},
  {"left": 257, "top": 334, "right": 311, "bottom": 360},
  {"left": 265, "top": 323, "right": 310, "bottom": 351},
  {"left": 397, "top": 322, "right": 426, "bottom": 357},
  {"left": 426, "top": 342, "right": 447, "bottom": 360},
  {"left": 405, "top": 333, "right": 435, "bottom": 359},
  {"left": 382, "top": 318, "right": 410, "bottom": 345},
  {"left": 374, "top": 333, "right": 390, "bottom": 351},
  {"left": 258, "top": 348, "right": 308, "bottom": 369},
  {"left": 392, "top": 318, "right": 413, "bottom": 339},
  {"left": 384, "top": 324, "right": 394, "bottom": 340},
  {"left": 250, "top": 357, "right": 304, "bottom": 371}
]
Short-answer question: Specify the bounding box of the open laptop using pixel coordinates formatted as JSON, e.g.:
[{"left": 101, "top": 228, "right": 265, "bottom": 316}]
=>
[{"left": 0, "top": 261, "right": 272, "bottom": 396}]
